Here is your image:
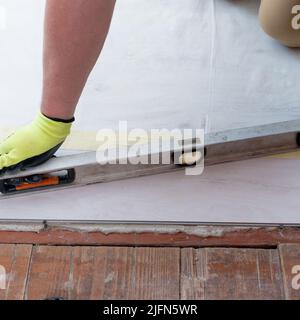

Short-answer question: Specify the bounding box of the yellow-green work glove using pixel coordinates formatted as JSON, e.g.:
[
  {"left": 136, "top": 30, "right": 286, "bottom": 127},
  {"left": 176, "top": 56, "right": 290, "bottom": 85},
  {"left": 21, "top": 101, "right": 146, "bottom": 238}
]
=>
[{"left": 0, "top": 112, "right": 73, "bottom": 174}]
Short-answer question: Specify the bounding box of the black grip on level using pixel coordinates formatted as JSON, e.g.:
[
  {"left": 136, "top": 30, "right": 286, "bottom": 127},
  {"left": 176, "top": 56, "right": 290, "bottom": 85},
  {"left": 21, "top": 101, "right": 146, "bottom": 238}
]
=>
[{"left": 297, "top": 133, "right": 300, "bottom": 147}]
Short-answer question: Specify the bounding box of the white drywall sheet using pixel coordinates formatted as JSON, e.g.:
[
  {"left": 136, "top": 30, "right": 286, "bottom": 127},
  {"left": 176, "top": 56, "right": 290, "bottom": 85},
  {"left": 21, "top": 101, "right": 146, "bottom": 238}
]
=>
[
  {"left": 0, "top": 0, "right": 299, "bottom": 223},
  {"left": 0, "top": 155, "right": 300, "bottom": 225}
]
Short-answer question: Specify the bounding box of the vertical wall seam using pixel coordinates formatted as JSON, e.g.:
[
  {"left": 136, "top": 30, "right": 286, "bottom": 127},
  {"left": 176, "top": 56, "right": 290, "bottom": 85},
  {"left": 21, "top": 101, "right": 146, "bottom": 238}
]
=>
[{"left": 206, "top": 0, "right": 217, "bottom": 134}]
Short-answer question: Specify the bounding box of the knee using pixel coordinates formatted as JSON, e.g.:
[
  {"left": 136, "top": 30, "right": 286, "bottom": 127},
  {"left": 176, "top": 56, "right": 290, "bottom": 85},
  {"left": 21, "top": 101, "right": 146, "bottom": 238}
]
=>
[{"left": 259, "top": 0, "right": 300, "bottom": 47}]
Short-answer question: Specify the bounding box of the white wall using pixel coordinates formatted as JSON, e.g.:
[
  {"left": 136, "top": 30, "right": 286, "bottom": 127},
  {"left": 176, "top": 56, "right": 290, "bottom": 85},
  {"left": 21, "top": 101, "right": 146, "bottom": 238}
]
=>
[{"left": 0, "top": 0, "right": 299, "bottom": 133}]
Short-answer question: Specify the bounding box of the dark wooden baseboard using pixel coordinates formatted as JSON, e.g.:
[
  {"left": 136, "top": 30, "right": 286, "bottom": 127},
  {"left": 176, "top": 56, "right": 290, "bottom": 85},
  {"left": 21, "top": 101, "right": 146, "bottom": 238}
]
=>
[{"left": 0, "top": 225, "right": 300, "bottom": 247}]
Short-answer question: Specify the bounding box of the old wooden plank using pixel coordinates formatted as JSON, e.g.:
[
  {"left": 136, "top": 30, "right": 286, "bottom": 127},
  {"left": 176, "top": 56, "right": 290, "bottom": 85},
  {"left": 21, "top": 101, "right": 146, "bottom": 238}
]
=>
[
  {"left": 71, "top": 247, "right": 180, "bottom": 300},
  {"left": 180, "top": 248, "right": 206, "bottom": 299},
  {"left": 181, "top": 248, "right": 284, "bottom": 300},
  {"left": 25, "top": 246, "right": 180, "bottom": 300},
  {"left": 1, "top": 227, "right": 300, "bottom": 247},
  {"left": 131, "top": 247, "right": 180, "bottom": 299},
  {"left": 279, "top": 244, "right": 300, "bottom": 300},
  {"left": 25, "top": 246, "right": 73, "bottom": 300},
  {"left": 70, "top": 246, "right": 133, "bottom": 300},
  {"left": 0, "top": 244, "right": 32, "bottom": 300}
]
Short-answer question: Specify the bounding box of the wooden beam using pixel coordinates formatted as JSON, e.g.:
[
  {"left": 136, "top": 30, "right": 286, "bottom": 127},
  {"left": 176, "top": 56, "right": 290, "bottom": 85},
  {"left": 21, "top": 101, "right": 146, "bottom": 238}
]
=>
[{"left": 0, "top": 226, "right": 300, "bottom": 247}]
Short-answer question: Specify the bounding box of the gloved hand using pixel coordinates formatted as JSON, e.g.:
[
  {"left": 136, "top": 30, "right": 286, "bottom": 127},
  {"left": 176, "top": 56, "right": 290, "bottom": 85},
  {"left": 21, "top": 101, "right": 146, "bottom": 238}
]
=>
[{"left": 0, "top": 112, "right": 73, "bottom": 174}]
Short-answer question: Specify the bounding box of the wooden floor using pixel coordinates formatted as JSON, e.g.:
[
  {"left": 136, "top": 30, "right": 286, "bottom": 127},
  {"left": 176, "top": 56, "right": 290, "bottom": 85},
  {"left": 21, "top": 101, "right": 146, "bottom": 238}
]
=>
[{"left": 0, "top": 244, "right": 300, "bottom": 300}]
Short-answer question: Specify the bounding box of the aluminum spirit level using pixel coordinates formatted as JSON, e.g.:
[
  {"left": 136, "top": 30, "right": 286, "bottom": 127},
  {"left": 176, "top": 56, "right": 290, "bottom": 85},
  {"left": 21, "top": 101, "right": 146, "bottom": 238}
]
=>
[{"left": 0, "top": 119, "right": 299, "bottom": 196}]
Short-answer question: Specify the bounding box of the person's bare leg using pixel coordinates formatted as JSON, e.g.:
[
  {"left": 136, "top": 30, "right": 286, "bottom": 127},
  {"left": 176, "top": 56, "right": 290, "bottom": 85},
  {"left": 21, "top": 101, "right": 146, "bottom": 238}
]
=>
[
  {"left": 259, "top": 0, "right": 300, "bottom": 47},
  {"left": 41, "top": 0, "right": 116, "bottom": 120}
]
